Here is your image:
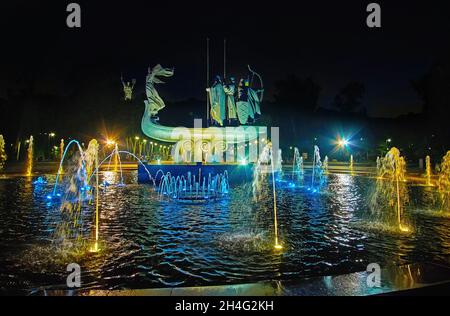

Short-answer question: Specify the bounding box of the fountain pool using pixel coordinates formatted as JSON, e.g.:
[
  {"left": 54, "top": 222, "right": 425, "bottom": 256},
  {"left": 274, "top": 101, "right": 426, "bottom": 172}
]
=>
[{"left": 0, "top": 169, "right": 449, "bottom": 293}]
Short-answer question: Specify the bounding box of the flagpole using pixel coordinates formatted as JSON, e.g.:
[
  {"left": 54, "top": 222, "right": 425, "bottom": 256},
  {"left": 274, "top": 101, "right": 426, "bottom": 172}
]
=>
[
  {"left": 224, "top": 38, "right": 226, "bottom": 79},
  {"left": 206, "top": 38, "right": 210, "bottom": 127}
]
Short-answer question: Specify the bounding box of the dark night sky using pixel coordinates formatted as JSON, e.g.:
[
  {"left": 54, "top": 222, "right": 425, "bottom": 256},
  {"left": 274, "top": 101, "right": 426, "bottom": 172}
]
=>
[{"left": 1, "top": 0, "right": 450, "bottom": 118}]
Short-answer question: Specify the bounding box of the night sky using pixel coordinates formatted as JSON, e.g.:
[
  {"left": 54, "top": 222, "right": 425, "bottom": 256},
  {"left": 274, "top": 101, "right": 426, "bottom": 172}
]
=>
[{"left": 1, "top": 0, "right": 450, "bottom": 119}]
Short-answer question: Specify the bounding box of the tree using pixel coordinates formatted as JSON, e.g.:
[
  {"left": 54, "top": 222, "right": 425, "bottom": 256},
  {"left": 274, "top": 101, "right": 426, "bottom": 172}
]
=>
[
  {"left": 273, "top": 75, "right": 321, "bottom": 111},
  {"left": 333, "top": 82, "right": 365, "bottom": 113}
]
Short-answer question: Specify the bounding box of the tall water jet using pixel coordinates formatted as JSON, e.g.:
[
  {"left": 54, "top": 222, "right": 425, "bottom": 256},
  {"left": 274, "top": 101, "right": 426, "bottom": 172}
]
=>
[
  {"left": 54, "top": 139, "right": 100, "bottom": 252},
  {"left": 425, "top": 155, "right": 432, "bottom": 186},
  {"left": 85, "top": 140, "right": 100, "bottom": 252},
  {"left": 311, "top": 145, "right": 323, "bottom": 190},
  {"left": 252, "top": 143, "right": 282, "bottom": 250},
  {"left": 323, "top": 155, "right": 329, "bottom": 175},
  {"left": 349, "top": 154, "right": 354, "bottom": 172},
  {"left": 113, "top": 143, "right": 119, "bottom": 172},
  {"left": 59, "top": 139, "right": 65, "bottom": 175},
  {"left": 292, "top": 147, "right": 304, "bottom": 181},
  {"left": 437, "top": 151, "right": 450, "bottom": 213},
  {"left": 0, "top": 135, "right": 6, "bottom": 171},
  {"left": 370, "top": 147, "right": 410, "bottom": 232},
  {"left": 376, "top": 156, "right": 381, "bottom": 178},
  {"left": 270, "top": 145, "right": 282, "bottom": 250},
  {"left": 26, "top": 136, "right": 33, "bottom": 176},
  {"left": 252, "top": 144, "right": 271, "bottom": 201}
]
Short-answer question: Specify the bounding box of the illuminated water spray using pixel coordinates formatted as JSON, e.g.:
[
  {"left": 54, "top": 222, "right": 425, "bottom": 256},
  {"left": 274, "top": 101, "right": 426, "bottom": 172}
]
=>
[
  {"left": 425, "top": 155, "right": 432, "bottom": 186},
  {"left": 26, "top": 136, "right": 33, "bottom": 176},
  {"left": 437, "top": 151, "right": 450, "bottom": 213},
  {"left": 59, "top": 139, "right": 65, "bottom": 175},
  {"left": 252, "top": 143, "right": 282, "bottom": 250},
  {"left": 371, "top": 147, "right": 410, "bottom": 232},
  {"left": 349, "top": 154, "right": 354, "bottom": 173},
  {"left": 311, "top": 145, "right": 323, "bottom": 190},
  {"left": 323, "top": 155, "right": 329, "bottom": 174},
  {"left": 84, "top": 139, "right": 100, "bottom": 252},
  {"left": 0, "top": 135, "right": 6, "bottom": 171},
  {"left": 270, "top": 145, "right": 282, "bottom": 250},
  {"left": 292, "top": 147, "right": 304, "bottom": 181},
  {"left": 53, "top": 139, "right": 84, "bottom": 196}
]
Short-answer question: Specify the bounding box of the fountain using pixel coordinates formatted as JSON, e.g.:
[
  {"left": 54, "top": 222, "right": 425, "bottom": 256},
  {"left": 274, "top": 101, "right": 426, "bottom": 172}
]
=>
[
  {"left": 370, "top": 147, "right": 410, "bottom": 233},
  {"left": 310, "top": 145, "right": 323, "bottom": 191},
  {"left": 158, "top": 171, "right": 229, "bottom": 202},
  {"left": 59, "top": 139, "right": 65, "bottom": 175},
  {"left": 112, "top": 144, "right": 120, "bottom": 172},
  {"left": 52, "top": 139, "right": 85, "bottom": 196},
  {"left": 0, "top": 135, "right": 6, "bottom": 171},
  {"left": 323, "top": 155, "right": 329, "bottom": 175},
  {"left": 292, "top": 147, "right": 304, "bottom": 181},
  {"left": 252, "top": 144, "right": 271, "bottom": 201},
  {"left": 376, "top": 156, "right": 381, "bottom": 178},
  {"left": 437, "top": 151, "right": 450, "bottom": 213},
  {"left": 53, "top": 139, "right": 100, "bottom": 253},
  {"left": 349, "top": 154, "right": 354, "bottom": 173},
  {"left": 26, "top": 136, "right": 33, "bottom": 176},
  {"left": 252, "top": 143, "right": 282, "bottom": 250},
  {"left": 85, "top": 140, "right": 100, "bottom": 252},
  {"left": 270, "top": 145, "right": 282, "bottom": 250},
  {"left": 425, "top": 155, "right": 433, "bottom": 186}
]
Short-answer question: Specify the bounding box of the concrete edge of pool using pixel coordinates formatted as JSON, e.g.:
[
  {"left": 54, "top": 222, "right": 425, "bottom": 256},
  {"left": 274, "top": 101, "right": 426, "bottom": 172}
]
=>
[{"left": 42, "top": 262, "right": 450, "bottom": 296}]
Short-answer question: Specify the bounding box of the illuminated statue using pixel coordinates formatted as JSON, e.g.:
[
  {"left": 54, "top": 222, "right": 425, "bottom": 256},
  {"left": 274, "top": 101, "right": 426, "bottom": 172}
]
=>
[
  {"left": 145, "top": 64, "right": 174, "bottom": 117},
  {"left": 223, "top": 77, "right": 238, "bottom": 124},
  {"left": 236, "top": 66, "right": 264, "bottom": 125},
  {"left": 236, "top": 78, "right": 253, "bottom": 125},
  {"left": 208, "top": 76, "right": 226, "bottom": 126},
  {"left": 247, "top": 65, "right": 264, "bottom": 118},
  {"left": 121, "top": 75, "right": 136, "bottom": 101}
]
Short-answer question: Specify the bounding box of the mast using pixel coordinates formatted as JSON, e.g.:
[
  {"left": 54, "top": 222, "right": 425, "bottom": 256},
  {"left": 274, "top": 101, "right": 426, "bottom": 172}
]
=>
[
  {"left": 206, "top": 38, "right": 210, "bottom": 127},
  {"left": 223, "top": 38, "right": 227, "bottom": 78}
]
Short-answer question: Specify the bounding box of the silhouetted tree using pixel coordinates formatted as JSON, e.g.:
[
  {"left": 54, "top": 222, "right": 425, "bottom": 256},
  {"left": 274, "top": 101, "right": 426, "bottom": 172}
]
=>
[
  {"left": 273, "top": 75, "right": 321, "bottom": 111},
  {"left": 333, "top": 81, "right": 365, "bottom": 113}
]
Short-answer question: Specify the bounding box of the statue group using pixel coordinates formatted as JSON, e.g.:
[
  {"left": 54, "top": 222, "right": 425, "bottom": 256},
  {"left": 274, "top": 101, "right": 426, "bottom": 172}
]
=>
[
  {"left": 143, "top": 64, "right": 263, "bottom": 126},
  {"left": 208, "top": 66, "right": 263, "bottom": 126}
]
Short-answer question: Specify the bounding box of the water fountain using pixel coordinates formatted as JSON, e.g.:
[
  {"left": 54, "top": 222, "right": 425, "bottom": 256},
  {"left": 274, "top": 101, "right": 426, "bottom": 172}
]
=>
[
  {"left": 53, "top": 139, "right": 100, "bottom": 253},
  {"left": 349, "top": 154, "right": 354, "bottom": 173},
  {"left": 376, "top": 156, "right": 381, "bottom": 178},
  {"left": 252, "top": 143, "right": 282, "bottom": 250},
  {"left": 52, "top": 139, "right": 85, "bottom": 197},
  {"left": 437, "top": 151, "right": 450, "bottom": 213},
  {"left": 310, "top": 145, "right": 323, "bottom": 191},
  {"left": 425, "top": 155, "right": 432, "bottom": 186},
  {"left": 0, "top": 135, "right": 6, "bottom": 171},
  {"left": 158, "top": 171, "right": 229, "bottom": 202},
  {"left": 370, "top": 147, "right": 410, "bottom": 233},
  {"left": 270, "top": 146, "right": 282, "bottom": 250},
  {"left": 292, "top": 147, "right": 304, "bottom": 181},
  {"left": 26, "top": 136, "right": 33, "bottom": 176},
  {"left": 323, "top": 155, "right": 329, "bottom": 175},
  {"left": 59, "top": 139, "right": 65, "bottom": 175}
]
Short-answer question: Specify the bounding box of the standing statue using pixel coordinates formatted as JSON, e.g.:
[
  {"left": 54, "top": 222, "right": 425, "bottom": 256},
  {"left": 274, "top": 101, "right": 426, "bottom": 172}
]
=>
[
  {"left": 121, "top": 75, "right": 136, "bottom": 101},
  {"left": 145, "top": 64, "right": 175, "bottom": 118},
  {"left": 236, "top": 78, "right": 254, "bottom": 125},
  {"left": 223, "top": 77, "right": 238, "bottom": 125},
  {"left": 247, "top": 65, "right": 264, "bottom": 119},
  {"left": 207, "top": 75, "right": 226, "bottom": 126}
]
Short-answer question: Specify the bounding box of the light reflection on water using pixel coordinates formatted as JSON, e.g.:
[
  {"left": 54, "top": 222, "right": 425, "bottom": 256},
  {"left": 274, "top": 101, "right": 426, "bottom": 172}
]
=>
[{"left": 0, "top": 171, "right": 449, "bottom": 292}]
